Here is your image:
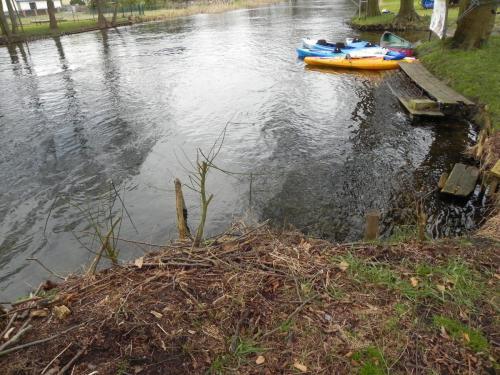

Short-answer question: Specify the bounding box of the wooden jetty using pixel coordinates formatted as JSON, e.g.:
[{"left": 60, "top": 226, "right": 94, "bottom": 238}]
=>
[
  {"left": 395, "top": 62, "right": 475, "bottom": 117},
  {"left": 441, "top": 163, "right": 479, "bottom": 197}
]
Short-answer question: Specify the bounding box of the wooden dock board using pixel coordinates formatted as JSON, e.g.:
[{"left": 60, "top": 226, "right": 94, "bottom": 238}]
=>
[
  {"left": 399, "top": 62, "right": 474, "bottom": 106},
  {"left": 441, "top": 163, "right": 479, "bottom": 197},
  {"left": 398, "top": 98, "right": 444, "bottom": 117}
]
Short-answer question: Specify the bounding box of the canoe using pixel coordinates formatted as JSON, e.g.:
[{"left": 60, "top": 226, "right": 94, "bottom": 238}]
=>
[
  {"left": 303, "top": 56, "right": 404, "bottom": 70},
  {"left": 380, "top": 31, "right": 414, "bottom": 57}
]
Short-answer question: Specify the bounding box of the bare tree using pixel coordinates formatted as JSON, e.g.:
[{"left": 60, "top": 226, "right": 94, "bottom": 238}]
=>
[
  {"left": 363, "top": 0, "right": 381, "bottom": 17},
  {"left": 452, "top": 0, "right": 497, "bottom": 49},
  {"left": 95, "top": 0, "right": 108, "bottom": 28},
  {"left": 393, "top": 0, "right": 420, "bottom": 24},
  {"left": 47, "top": 0, "right": 58, "bottom": 31},
  {"left": 5, "top": 0, "right": 18, "bottom": 34},
  {"left": 0, "top": 0, "right": 12, "bottom": 42}
]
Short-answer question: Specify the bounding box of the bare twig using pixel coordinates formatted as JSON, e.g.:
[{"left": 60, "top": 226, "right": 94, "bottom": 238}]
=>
[
  {"left": 26, "top": 258, "right": 65, "bottom": 280},
  {"left": 41, "top": 342, "right": 73, "bottom": 374},
  {"left": 259, "top": 295, "right": 317, "bottom": 339},
  {"left": 0, "top": 324, "right": 33, "bottom": 351},
  {"left": 0, "top": 313, "right": 17, "bottom": 339},
  {"left": 229, "top": 309, "right": 249, "bottom": 353},
  {"left": 56, "top": 348, "right": 85, "bottom": 375},
  {"left": 0, "top": 323, "right": 84, "bottom": 357}
]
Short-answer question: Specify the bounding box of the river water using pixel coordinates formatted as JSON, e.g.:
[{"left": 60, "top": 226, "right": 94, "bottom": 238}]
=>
[{"left": 0, "top": 0, "right": 488, "bottom": 301}]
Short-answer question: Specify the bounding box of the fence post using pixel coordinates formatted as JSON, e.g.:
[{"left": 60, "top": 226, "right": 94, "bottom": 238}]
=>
[
  {"left": 364, "top": 210, "right": 380, "bottom": 241},
  {"left": 174, "top": 178, "right": 190, "bottom": 240}
]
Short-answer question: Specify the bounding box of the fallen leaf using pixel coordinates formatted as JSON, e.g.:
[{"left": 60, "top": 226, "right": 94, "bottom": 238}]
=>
[
  {"left": 338, "top": 261, "right": 349, "bottom": 272},
  {"left": 440, "top": 326, "right": 450, "bottom": 339},
  {"left": 293, "top": 362, "right": 308, "bottom": 372},
  {"left": 463, "top": 332, "right": 470, "bottom": 342},
  {"left": 436, "top": 284, "right": 446, "bottom": 292},
  {"left": 150, "top": 310, "right": 163, "bottom": 319},
  {"left": 256, "top": 355, "right": 265, "bottom": 365},
  {"left": 53, "top": 305, "right": 71, "bottom": 320},
  {"left": 410, "top": 277, "right": 419, "bottom": 287},
  {"left": 134, "top": 257, "right": 144, "bottom": 269},
  {"left": 188, "top": 329, "right": 196, "bottom": 335},
  {"left": 494, "top": 273, "right": 500, "bottom": 280},
  {"left": 30, "top": 309, "right": 49, "bottom": 318}
]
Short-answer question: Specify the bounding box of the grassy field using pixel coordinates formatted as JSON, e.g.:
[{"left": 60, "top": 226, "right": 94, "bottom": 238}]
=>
[
  {"left": 3, "top": 0, "right": 279, "bottom": 41},
  {"left": 417, "top": 36, "right": 500, "bottom": 131}
]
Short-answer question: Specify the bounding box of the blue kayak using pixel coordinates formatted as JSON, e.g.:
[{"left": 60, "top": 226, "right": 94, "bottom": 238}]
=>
[
  {"left": 297, "top": 45, "right": 406, "bottom": 60},
  {"left": 296, "top": 47, "right": 343, "bottom": 59},
  {"left": 301, "top": 38, "right": 405, "bottom": 59}
]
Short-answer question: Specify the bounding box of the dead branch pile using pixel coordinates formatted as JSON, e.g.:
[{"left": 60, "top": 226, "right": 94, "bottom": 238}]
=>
[{"left": 0, "top": 225, "right": 498, "bottom": 374}]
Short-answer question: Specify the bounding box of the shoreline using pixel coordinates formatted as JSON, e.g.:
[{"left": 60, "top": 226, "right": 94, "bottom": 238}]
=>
[
  {"left": 0, "top": 225, "right": 498, "bottom": 373},
  {"left": 0, "top": 0, "right": 281, "bottom": 46}
]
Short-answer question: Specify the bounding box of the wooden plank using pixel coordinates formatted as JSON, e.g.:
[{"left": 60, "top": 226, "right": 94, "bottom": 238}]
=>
[
  {"left": 441, "top": 163, "right": 479, "bottom": 197},
  {"left": 491, "top": 160, "right": 500, "bottom": 179},
  {"left": 399, "top": 97, "right": 444, "bottom": 117},
  {"left": 399, "top": 62, "right": 474, "bottom": 106}
]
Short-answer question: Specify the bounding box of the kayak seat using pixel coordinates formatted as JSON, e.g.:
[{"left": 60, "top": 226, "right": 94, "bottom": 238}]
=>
[
  {"left": 317, "top": 39, "right": 336, "bottom": 47},
  {"left": 335, "top": 42, "right": 346, "bottom": 48}
]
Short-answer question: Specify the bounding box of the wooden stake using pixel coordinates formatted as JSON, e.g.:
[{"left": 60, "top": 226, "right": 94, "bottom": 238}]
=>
[
  {"left": 364, "top": 210, "right": 380, "bottom": 241},
  {"left": 174, "top": 178, "right": 190, "bottom": 240}
]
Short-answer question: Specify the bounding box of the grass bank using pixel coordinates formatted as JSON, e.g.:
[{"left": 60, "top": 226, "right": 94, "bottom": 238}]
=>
[
  {"left": 0, "top": 0, "right": 279, "bottom": 44},
  {"left": 417, "top": 36, "right": 500, "bottom": 132},
  {"left": 349, "top": 0, "right": 458, "bottom": 30},
  {"left": 0, "top": 225, "right": 498, "bottom": 374}
]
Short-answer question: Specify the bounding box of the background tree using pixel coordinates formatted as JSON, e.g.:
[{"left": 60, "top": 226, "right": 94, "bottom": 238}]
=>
[
  {"left": 95, "top": 0, "right": 108, "bottom": 28},
  {"left": 393, "top": 0, "right": 420, "bottom": 24},
  {"left": 361, "top": 0, "right": 381, "bottom": 17},
  {"left": 5, "top": 0, "right": 18, "bottom": 34},
  {"left": 452, "top": 0, "right": 497, "bottom": 49},
  {"left": 0, "top": 0, "right": 12, "bottom": 41},
  {"left": 46, "top": 0, "right": 59, "bottom": 31}
]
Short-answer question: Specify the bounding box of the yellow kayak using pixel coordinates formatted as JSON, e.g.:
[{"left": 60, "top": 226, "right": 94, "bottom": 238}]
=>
[{"left": 304, "top": 56, "right": 406, "bottom": 70}]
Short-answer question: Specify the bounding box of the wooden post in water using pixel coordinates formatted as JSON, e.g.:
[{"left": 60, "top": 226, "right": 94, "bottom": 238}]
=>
[
  {"left": 364, "top": 210, "right": 380, "bottom": 241},
  {"left": 174, "top": 178, "right": 190, "bottom": 240},
  {"left": 416, "top": 202, "right": 427, "bottom": 242}
]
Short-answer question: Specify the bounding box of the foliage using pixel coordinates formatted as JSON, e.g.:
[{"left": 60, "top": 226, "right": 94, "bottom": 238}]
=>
[
  {"left": 70, "top": 0, "right": 86, "bottom": 5},
  {"left": 418, "top": 36, "right": 500, "bottom": 131}
]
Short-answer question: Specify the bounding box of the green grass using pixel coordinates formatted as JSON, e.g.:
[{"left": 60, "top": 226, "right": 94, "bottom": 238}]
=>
[
  {"left": 209, "top": 338, "right": 264, "bottom": 374},
  {"left": 417, "top": 36, "right": 500, "bottom": 131},
  {"left": 352, "top": 346, "right": 387, "bottom": 375},
  {"left": 16, "top": 19, "right": 110, "bottom": 37},
  {"left": 336, "top": 254, "right": 486, "bottom": 310},
  {"left": 433, "top": 315, "right": 489, "bottom": 353}
]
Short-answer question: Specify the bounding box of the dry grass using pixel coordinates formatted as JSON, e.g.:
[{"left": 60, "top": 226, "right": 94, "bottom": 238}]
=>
[{"left": 0, "top": 224, "right": 498, "bottom": 374}]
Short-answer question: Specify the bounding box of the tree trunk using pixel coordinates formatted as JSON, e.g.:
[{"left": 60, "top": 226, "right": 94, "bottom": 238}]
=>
[
  {"left": 46, "top": 0, "right": 58, "bottom": 31},
  {"left": 111, "top": 2, "right": 118, "bottom": 26},
  {"left": 362, "top": 0, "right": 381, "bottom": 17},
  {"left": 0, "top": 0, "right": 12, "bottom": 42},
  {"left": 394, "top": 0, "right": 420, "bottom": 24},
  {"left": 96, "top": 0, "right": 108, "bottom": 28},
  {"left": 452, "top": 0, "right": 497, "bottom": 49},
  {"left": 5, "top": 0, "right": 18, "bottom": 34}
]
